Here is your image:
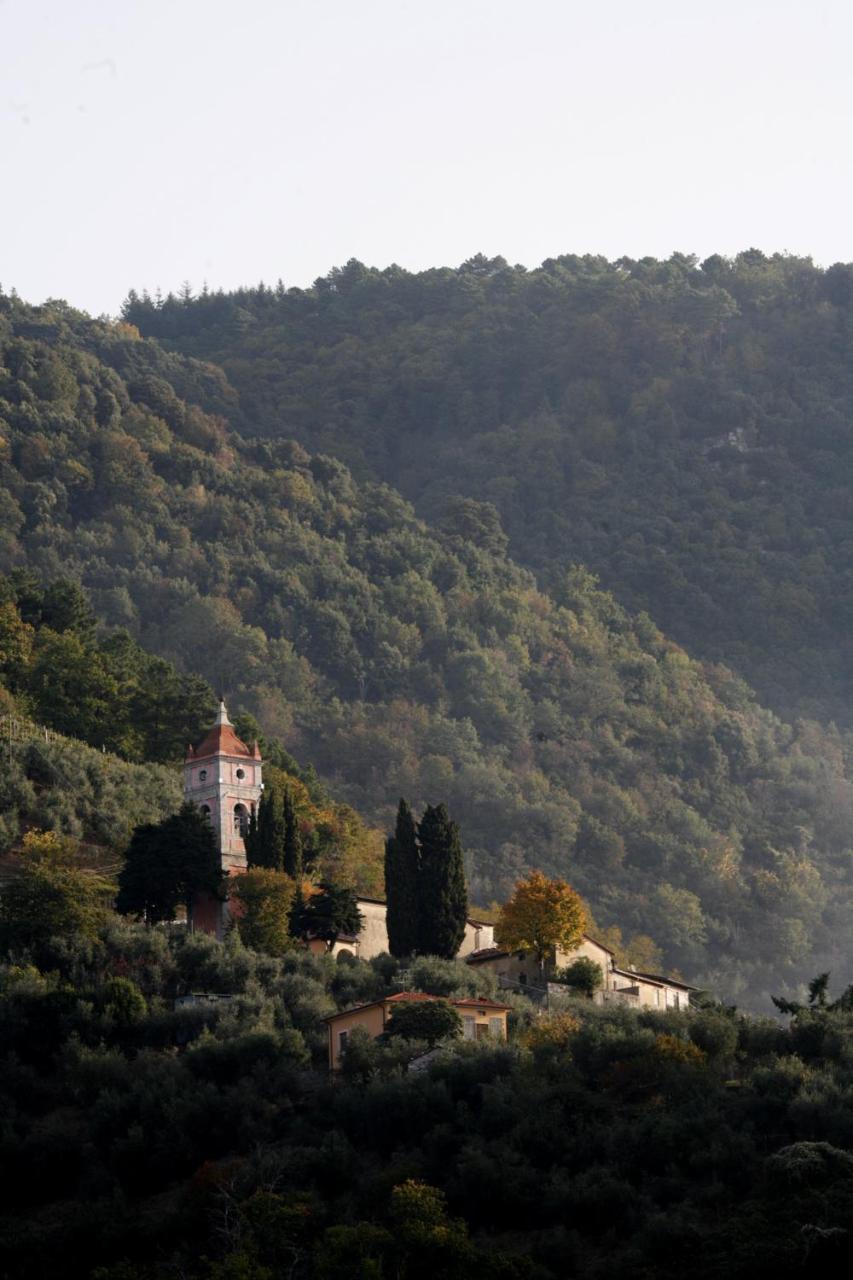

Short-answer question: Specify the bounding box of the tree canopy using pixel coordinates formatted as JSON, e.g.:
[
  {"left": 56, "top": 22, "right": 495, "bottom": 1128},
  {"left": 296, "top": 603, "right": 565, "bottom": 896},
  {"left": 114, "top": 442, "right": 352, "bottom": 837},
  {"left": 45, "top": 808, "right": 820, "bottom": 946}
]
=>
[
  {"left": 496, "top": 871, "right": 587, "bottom": 972},
  {"left": 116, "top": 803, "right": 223, "bottom": 924},
  {"left": 5, "top": 283, "right": 853, "bottom": 1000}
]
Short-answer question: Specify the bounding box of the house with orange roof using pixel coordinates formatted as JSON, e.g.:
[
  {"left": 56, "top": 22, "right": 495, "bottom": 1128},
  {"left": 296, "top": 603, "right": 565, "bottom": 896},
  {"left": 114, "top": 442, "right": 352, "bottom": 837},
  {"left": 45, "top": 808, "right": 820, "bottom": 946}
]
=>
[{"left": 324, "top": 991, "right": 510, "bottom": 1070}]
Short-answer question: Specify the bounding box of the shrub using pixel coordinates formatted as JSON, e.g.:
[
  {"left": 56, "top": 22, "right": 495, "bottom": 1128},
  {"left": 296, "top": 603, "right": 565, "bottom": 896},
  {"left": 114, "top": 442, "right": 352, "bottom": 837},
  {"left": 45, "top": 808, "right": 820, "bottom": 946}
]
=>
[
  {"left": 385, "top": 999, "right": 463, "bottom": 1045},
  {"left": 558, "top": 957, "right": 603, "bottom": 998}
]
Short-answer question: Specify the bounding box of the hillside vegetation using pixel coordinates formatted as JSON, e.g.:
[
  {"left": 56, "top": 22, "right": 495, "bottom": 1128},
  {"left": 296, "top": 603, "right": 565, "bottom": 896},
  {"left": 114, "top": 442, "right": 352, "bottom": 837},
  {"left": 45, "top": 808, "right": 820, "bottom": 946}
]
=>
[
  {"left": 3, "top": 916, "right": 853, "bottom": 1280},
  {"left": 126, "top": 251, "right": 853, "bottom": 724},
  {"left": 0, "top": 732, "right": 181, "bottom": 857},
  {"left": 0, "top": 573, "right": 380, "bottom": 888},
  {"left": 3, "top": 290, "right": 853, "bottom": 1000}
]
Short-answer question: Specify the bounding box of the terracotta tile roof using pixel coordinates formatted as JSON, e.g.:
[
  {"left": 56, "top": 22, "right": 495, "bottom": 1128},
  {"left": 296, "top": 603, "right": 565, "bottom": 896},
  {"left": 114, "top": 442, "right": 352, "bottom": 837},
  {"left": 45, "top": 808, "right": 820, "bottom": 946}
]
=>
[
  {"left": 451, "top": 997, "right": 510, "bottom": 1010},
  {"left": 388, "top": 992, "right": 510, "bottom": 1011},
  {"left": 323, "top": 990, "right": 510, "bottom": 1022},
  {"left": 386, "top": 991, "right": 443, "bottom": 1003},
  {"left": 465, "top": 947, "right": 509, "bottom": 964},
  {"left": 188, "top": 699, "right": 257, "bottom": 761}
]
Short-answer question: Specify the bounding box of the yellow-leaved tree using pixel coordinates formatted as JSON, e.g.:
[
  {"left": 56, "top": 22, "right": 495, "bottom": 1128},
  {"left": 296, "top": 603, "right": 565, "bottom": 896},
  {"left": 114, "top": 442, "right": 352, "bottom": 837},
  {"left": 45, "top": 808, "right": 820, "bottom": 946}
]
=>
[{"left": 495, "top": 870, "right": 587, "bottom": 975}]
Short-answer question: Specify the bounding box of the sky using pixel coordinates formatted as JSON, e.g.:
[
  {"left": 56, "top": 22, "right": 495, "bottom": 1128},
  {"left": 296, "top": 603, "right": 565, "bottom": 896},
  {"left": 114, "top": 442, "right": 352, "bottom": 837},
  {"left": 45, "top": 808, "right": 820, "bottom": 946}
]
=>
[{"left": 2, "top": 0, "right": 852, "bottom": 316}]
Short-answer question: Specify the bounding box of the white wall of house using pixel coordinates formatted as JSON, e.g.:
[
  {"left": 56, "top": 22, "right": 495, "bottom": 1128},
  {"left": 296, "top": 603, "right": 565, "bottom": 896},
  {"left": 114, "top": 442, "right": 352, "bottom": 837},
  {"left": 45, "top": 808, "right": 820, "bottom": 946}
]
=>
[{"left": 353, "top": 899, "right": 494, "bottom": 960}]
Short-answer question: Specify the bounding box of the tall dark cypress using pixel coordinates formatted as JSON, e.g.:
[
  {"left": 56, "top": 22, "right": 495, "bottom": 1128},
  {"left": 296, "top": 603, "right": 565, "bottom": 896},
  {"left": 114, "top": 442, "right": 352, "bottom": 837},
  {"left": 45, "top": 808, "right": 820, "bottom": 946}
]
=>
[
  {"left": 416, "top": 803, "right": 468, "bottom": 959},
  {"left": 282, "top": 785, "right": 303, "bottom": 880},
  {"left": 255, "top": 788, "right": 285, "bottom": 870},
  {"left": 384, "top": 798, "right": 420, "bottom": 957},
  {"left": 244, "top": 803, "right": 261, "bottom": 866}
]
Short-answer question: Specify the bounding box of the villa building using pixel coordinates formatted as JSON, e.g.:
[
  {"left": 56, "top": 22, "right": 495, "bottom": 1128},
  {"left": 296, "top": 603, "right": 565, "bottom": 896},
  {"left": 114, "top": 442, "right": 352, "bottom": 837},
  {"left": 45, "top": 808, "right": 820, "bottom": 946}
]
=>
[
  {"left": 465, "top": 934, "right": 695, "bottom": 1009},
  {"left": 324, "top": 991, "right": 510, "bottom": 1070}
]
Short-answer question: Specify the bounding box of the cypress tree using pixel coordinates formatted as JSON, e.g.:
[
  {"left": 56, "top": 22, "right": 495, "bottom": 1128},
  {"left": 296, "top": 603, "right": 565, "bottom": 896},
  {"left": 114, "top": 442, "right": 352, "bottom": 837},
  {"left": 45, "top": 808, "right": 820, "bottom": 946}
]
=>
[
  {"left": 244, "top": 803, "right": 261, "bottom": 866},
  {"left": 385, "top": 798, "right": 420, "bottom": 957},
  {"left": 255, "top": 787, "right": 285, "bottom": 870},
  {"left": 282, "top": 785, "right": 303, "bottom": 880},
  {"left": 416, "top": 803, "right": 468, "bottom": 959}
]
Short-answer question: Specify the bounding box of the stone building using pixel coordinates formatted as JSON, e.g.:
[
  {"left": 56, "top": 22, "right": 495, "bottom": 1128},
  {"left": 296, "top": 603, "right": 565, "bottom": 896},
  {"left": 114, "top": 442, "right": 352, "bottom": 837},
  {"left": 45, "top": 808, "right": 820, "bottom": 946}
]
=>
[{"left": 465, "top": 933, "right": 695, "bottom": 1009}]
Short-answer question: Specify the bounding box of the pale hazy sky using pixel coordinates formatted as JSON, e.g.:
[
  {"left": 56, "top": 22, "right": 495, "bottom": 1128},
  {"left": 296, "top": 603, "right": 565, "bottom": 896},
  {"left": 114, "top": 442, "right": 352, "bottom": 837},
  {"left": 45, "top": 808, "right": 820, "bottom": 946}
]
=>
[{"left": 2, "top": 0, "right": 852, "bottom": 316}]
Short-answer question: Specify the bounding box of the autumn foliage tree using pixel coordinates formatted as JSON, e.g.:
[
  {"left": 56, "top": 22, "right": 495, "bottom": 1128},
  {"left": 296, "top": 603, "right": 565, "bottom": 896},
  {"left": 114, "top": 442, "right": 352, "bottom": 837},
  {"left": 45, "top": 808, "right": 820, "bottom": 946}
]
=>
[{"left": 495, "top": 871, "right": 587, "bottom": 975}]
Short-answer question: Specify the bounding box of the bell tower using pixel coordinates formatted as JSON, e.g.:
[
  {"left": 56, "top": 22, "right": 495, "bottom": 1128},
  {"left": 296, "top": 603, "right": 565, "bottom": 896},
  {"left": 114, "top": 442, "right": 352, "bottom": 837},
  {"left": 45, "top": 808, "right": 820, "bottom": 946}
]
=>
[{"left": 184, "top": 699, "right": 263, "bottom": 933}]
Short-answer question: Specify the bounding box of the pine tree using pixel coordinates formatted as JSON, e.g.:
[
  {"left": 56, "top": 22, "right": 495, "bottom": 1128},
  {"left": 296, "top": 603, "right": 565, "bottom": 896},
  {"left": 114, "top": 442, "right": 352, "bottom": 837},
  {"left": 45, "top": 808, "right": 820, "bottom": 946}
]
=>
[
  {"left": 416, "top": 803, "right": 468, "bottom": 959},
  {"left": 297, "top": 881, "right": 363, "bottom": 950},
  {"left": 385, "top": 798, "right": 420, "bottom": 956},
  {"left": 117, "top": 803, "right": 222, "bottom": 924},
  {"left": 282, "top": 785, "right": 303, "bottom": 880}
]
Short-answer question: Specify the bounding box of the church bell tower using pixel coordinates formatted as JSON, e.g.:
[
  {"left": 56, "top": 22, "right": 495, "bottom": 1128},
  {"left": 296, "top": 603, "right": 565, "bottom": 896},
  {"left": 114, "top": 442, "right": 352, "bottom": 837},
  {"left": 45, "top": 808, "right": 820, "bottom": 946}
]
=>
[{"left": 184, "top": 699, "right": 263, "bottom": 933}]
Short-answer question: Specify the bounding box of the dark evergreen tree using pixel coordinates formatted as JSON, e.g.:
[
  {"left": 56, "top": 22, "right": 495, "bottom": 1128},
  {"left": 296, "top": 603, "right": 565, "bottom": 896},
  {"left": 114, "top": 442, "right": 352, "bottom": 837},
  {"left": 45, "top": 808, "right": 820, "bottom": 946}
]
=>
[
  {"left": 295, "top": 881, "right": 363, "bottom": 949},
  {"left": 253, "top": 788, "right": 285, "bottom": 870},
  {"left": 385, "top": 798, "right": 420, "bottom": 957},
  {"left": 416, "top": 803, "right": 468, "bottom": 959},
  {"left": 243, "top": 803, "right": 261, "bottom": 866},
  {"left": 117, "top": 803, "right": 222, "bottom": 924},
  {"left": 283, "top": 785, "right": 303, "bottom": 880}
]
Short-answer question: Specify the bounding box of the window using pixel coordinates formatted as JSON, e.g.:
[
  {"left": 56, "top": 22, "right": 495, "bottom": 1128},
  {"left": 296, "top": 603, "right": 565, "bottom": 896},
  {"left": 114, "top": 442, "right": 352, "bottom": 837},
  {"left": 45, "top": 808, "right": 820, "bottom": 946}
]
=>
[
  {"left": 236, "top": 768, "right": 245, "bottom": 779},
  {"left": 338, "top": 1030, "right": 349, "bottom": 1055},
  {"left": 463, "top": 1016, "right": 476, "bottom": 1041},
  {"left": 519, "top": 973, "right": 528, "bottom": 985},
  {"left": 489, "top": 1016, "right": 504, "bottom": 1039},
  {"left": 233, "top": 803, "right": 249, "bottom": 835},
  {"left": 200, "top": 805, "right": 211, "bottom": 821},
  {"left": 199, "top": 769, "right": 207, "bottom": 782}
]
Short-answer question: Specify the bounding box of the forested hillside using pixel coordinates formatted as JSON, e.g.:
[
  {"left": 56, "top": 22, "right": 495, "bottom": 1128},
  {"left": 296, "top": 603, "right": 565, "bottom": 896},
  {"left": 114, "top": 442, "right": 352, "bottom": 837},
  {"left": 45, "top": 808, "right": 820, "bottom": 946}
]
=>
[
  {"left": 125, "top": 251, "right": 853, "bottom": 724},
  {"left": 5, "top": 918, "right": 853, "bottom": 1280},
  {"left": 3, "top": 288, "right": 853, "bottom": 1002}
]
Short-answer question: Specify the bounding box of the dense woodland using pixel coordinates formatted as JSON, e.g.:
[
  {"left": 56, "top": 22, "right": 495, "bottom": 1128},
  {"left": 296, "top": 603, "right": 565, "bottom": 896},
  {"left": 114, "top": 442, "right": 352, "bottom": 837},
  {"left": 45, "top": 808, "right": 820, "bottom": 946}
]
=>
[
  {"left": 0, "top": 574, "right": 383, "bottom": 892},
  {"left": 125, "top": 251, "right": 853, "bottom": 724},
  {"left": 3, "top": 285, "right": 853, "bottom": 1002}
]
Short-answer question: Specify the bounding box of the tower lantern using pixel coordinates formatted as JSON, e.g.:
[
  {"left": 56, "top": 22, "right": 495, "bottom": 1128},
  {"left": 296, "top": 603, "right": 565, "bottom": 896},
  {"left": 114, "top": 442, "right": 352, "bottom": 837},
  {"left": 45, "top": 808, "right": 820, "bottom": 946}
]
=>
[{"left": 184, "top": 699, "right": 263, "bottom": 933}]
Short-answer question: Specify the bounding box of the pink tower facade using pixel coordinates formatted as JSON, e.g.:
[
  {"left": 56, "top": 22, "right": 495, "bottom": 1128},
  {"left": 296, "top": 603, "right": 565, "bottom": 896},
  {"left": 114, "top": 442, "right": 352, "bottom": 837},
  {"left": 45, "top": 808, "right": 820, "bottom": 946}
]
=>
[{"left": 184, "top": 700, "right": 263, "bottom": 934}]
